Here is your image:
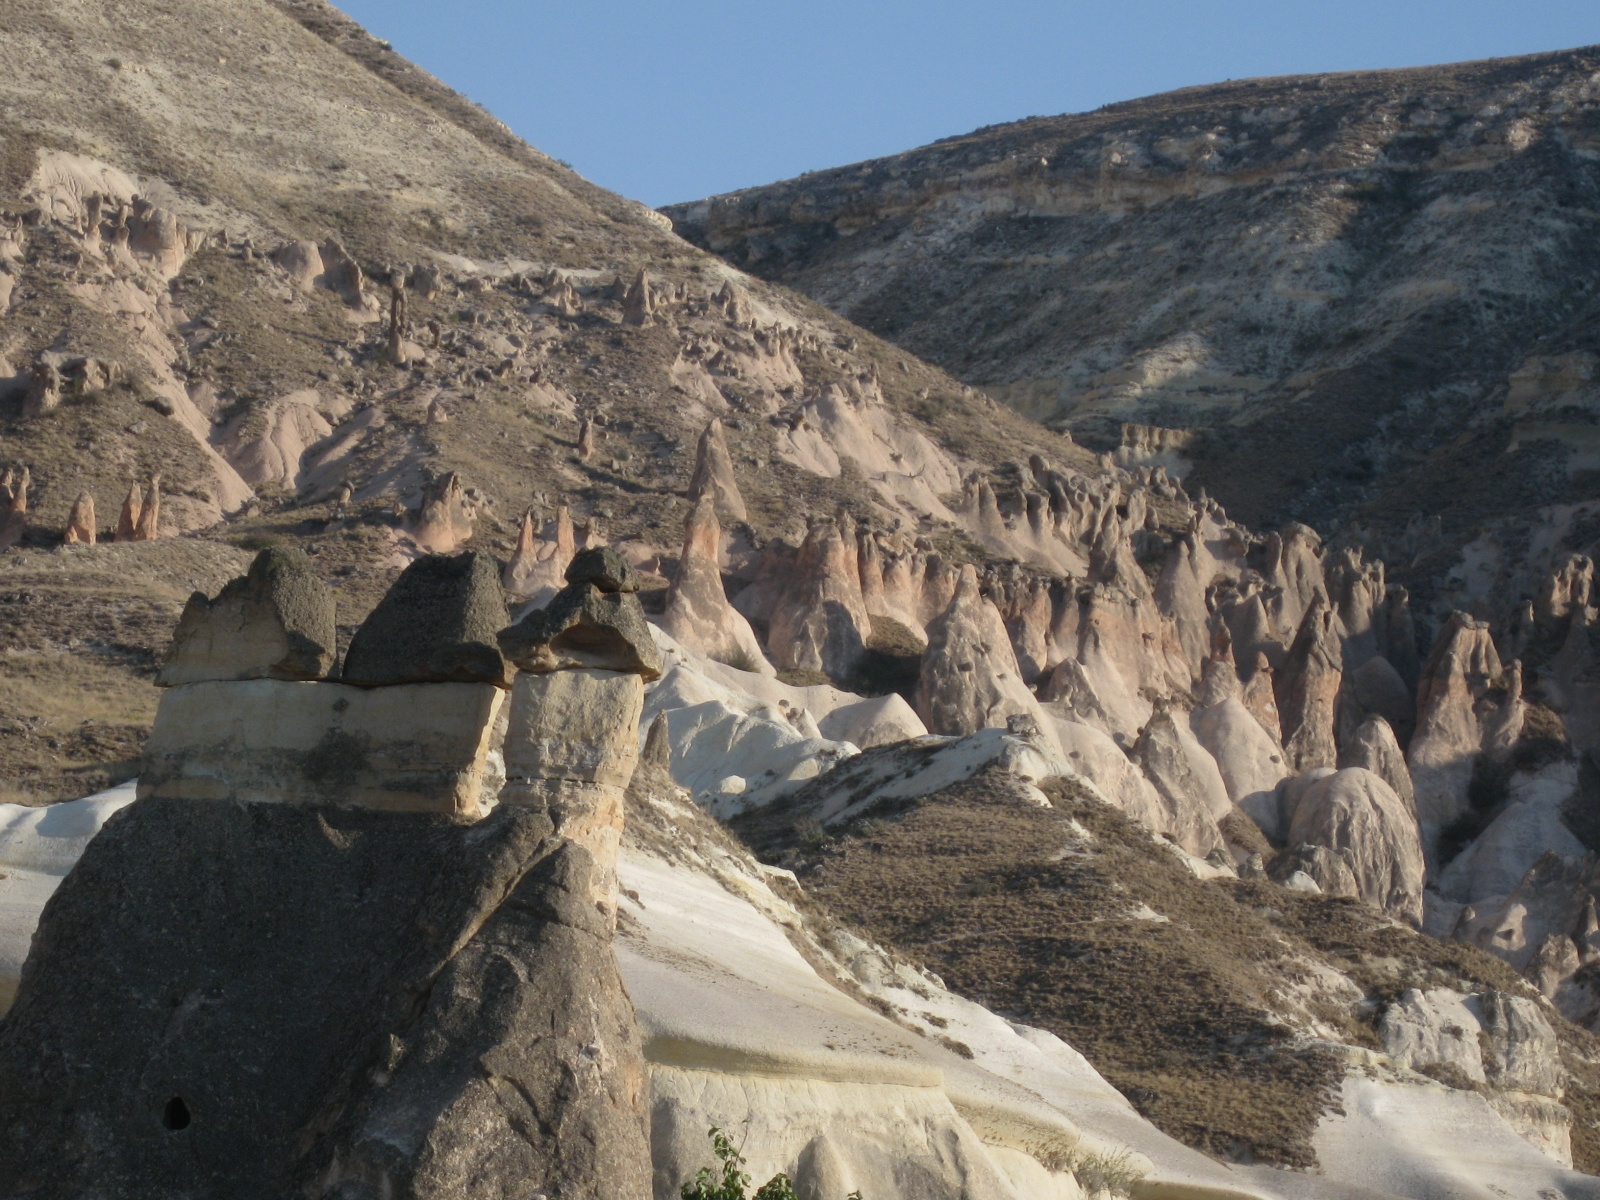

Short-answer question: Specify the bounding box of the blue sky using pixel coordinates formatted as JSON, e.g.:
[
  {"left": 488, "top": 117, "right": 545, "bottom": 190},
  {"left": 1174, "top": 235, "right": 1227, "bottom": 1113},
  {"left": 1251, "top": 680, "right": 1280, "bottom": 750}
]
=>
[{"left": 335, "top": 1, "right": 1598, "bottom": 208}]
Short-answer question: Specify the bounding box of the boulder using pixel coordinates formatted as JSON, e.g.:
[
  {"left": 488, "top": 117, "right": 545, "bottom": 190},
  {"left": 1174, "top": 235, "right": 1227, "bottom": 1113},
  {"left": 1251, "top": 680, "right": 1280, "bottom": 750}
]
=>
[
  {"left": 342, "top": 552, "right": 511, "bottom": 687},
  {"left": 916, "top": 566, "right": 1053, "bottom": 746},
  {"left": 566, "top": 545, "right": 641, "bottom": 594},
  {"left": 659, "top": 494, "right": 772, "bottom": 675},
  {"left": 0, "top": 798, "right": 652, "bottom": 1200},
  {"left": 1287, "top": 767, "right": 1426, "bottom": 924},
  {"left": 498, "top": 582, "right": 662, "bottom": 681},
  {"left": 156, "top": 547, "right": 336, "bottom": 686},
  {"left": 20, "top": 362, "right": 61, "bottom": 417},
  {"left": 271, "top": 239, "right": 323, "bottom": 290}
]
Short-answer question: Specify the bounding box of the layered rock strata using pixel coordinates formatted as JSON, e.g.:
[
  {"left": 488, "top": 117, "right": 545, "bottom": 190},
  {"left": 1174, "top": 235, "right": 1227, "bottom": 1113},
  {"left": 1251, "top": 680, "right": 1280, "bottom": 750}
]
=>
[{"left": 142, "top": 552, "right": 507, "bottom": 815}]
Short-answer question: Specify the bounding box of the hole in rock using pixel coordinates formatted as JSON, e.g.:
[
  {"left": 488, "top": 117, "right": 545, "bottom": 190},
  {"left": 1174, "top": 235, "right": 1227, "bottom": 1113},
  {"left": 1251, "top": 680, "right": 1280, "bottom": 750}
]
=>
[{"left": 161, "top": 1096, "right": 191, "bottom": 1131}]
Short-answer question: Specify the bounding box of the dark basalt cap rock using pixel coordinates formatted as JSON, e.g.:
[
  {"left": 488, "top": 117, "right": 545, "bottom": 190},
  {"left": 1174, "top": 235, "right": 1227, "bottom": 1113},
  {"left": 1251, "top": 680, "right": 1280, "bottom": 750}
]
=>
[
  {"left": 342, "top": 551, "right": 512, "bottom": 687},
  {"left": 156, "top": 546, "right": 337, "bottom": 686},
  {"left": 0, "top": 798, "right": 652, "bottom": 1199},
  {"left": 565, "top": 546, "right": 640, "bottom": 594},
  {"left": 498, "top": 581, "right": 662, "bottom": 681}
]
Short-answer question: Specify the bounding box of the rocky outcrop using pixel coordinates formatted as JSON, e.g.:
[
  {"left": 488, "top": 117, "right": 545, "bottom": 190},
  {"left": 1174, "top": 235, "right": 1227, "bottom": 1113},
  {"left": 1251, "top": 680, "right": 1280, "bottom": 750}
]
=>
[
  {"left": 1240, "top": 652, "right": 1284, "bottom": 744},
  {"left": 659, "top": 495, "right": 772, "bottom": 674},
  {"left": 0, "top": 467, "right": 26, "bottom": 549},
  {"left": 915, "top": 565, "right": 1052, "bottom": 745},
  {"left": 622, "top": 267, "right": 654, "bottom": 325},
  {"left": 114, "top": 481, "right": 142, "bottom": 542},
  {"left": 686, "top": 418, "right": 747, "bottom": 524},
  {"left": 499, "top": 548, "right": 662, "bottom": 682},
  {"left": 342, "top": 552, "right": 511, "bottom": 687},
  {"left": 20, "top": 362, "right": 61, "bottom": 417},
  {"left": 62, "top": 491, "right": 95, "bottom": 545},
  {"left": 1268, "top": 842, "right": 1360, "bottom": 899},
  {"left": 1131, "top": 706, "right": 1226, "bottom": 857},
  {"left": 133, "top": 474, "right": 161, "bottom": 541},
  {"left": 498, "top": 547, "right": 659, "bottom": 920},
  {"left": 1338, "top": 715, "right": 1415, "bottom": 816},
  {"left": 767, "top": 518, "right": 872, "bottom": 678},
  {"left": 1342, "top": 653, "right": 1416, "bottom": 747},
  {"left": 1287, "top": 767, "right": 1426, "bottom": 924},
  {"left": 1409, "top": 612, "right": 1525, "bottom": 835},
  {"left": 503, "top": 504, "right": 576, "bottom": 604},
  {"left": 0, "top": 799, "right": 653, "bottom": 1200},
  {"left": 157, "top": 547, "right": 337, "bottom": 686},
  {"left": 1276, "top": 597, "right": 1343, "bottom": 773},
  {"left": 1190, "top": 691, "right": 1289, "bottom": 843},
  {"left": 405, "top": 471, "right": 477, "bottom": 554}
]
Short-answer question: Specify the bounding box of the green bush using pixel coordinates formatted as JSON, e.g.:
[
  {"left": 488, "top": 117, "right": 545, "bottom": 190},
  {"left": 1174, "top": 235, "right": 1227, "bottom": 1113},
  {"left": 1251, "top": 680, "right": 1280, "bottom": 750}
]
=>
[{"left": 680, "top": 1126, "right": 861, "bottom": 1200}]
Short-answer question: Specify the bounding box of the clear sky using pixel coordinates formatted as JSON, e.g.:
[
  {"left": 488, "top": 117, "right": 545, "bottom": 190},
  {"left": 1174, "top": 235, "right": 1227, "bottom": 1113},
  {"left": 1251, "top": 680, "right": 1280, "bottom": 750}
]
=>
[{"left": 334, "top": 1, "right": 1597, "bottom": 208}]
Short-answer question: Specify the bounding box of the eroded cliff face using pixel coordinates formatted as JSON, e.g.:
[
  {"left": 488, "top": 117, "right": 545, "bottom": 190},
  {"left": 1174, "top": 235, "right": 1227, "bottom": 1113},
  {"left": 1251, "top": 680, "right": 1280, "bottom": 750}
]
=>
[{"left": 664, "top": 46, "right": 1600, "bottom": 610}]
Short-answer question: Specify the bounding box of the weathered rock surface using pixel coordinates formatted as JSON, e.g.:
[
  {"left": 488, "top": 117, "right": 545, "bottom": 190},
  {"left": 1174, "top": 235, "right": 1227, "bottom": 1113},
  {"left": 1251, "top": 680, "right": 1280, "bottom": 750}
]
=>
[
  {"left": 1409, "top": 612, "right": 1524, "bottom": 836},
  {"left": 686, "top": 417, "right": 747, "bottom": 524},
  {"left": 343, "top": 552, "right": 511, "bottom": 687},
  {"left": 501, "top": 668, "right": 644, "bottom": 918},
  {"left": 664, "top": 49, "right": 1600, "bottom": 599},
  {"left": 62, "top": 490, "right": 94, "bottom": 545},
  {"left": 1132, "top": 706, "right": 1226, "bottom": 857},
  {"left": 916, "top": 564, "right": 1054, "bottom": 745},
  {"left": 499, "top": 581, "right": 662, "bottom": 680},
  {"left": 0, "top": 467, "right": 27, "bottom": 549},
  {"left": 404, "top": 472, "right": 477, "bottom": 555},
  {"left": 1277, "top": 597, "right": 1343, "bottom": 774},
  {"left": 139, "top": 679, "right": 506, "bottom": 814},
  {"left": 0, "top": 798, "right": 652, "bottom": 1200},
  {"left": 157, "top": 547, "right": 337, "bottom": 685},
  {"left": 659, "top": 496, "right": 772, "bottom": 674},
  {"left": 1337, "top": 715, "right": 1415, "bottom": 816},
  {"left": 1191, "top": 694, "right": 1289, "bottom": 841},
  {"left": 766, "top": 518, "right": 872, "bottom": 678},
  {"left": 1287, "top": 767, "right": 1426, "bottom": 924}
]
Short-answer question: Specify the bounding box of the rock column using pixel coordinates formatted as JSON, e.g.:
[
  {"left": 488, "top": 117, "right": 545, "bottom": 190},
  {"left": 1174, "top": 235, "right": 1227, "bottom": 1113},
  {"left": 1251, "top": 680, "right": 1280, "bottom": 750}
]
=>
[{"left": 498, "top": 547, "right": 663, "bottom": 924}]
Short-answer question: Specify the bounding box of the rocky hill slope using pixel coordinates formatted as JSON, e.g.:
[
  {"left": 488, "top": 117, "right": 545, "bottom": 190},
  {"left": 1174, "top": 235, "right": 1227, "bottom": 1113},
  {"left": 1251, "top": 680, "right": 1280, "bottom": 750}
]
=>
[
  {"left": 664, "top": 47, "right": 1600, "bottom": 619},
  {"left": 0, "top": 0, "right": 1081, "bottom": 794}
]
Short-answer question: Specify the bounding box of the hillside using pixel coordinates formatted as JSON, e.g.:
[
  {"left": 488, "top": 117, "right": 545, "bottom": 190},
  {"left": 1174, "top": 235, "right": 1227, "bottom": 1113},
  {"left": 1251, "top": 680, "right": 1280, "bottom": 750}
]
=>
[
  {"left": 664, "top": 47, "right": 1600, "bottom": 618},
  {"left": 0, "top": 0, "right": 1080, "bottom": 796}
]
